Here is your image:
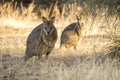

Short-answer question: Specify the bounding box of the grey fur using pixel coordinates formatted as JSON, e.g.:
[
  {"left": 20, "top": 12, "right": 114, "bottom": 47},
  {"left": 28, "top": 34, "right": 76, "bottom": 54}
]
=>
[{"left": 24, "top": 16, "right": 57, "bottom": 61}]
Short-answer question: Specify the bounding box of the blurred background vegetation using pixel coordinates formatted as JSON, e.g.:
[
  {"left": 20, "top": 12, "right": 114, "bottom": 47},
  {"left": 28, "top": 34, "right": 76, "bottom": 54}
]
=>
[{"left": 0, "top": 0, "right": 120, "bottom": 16}]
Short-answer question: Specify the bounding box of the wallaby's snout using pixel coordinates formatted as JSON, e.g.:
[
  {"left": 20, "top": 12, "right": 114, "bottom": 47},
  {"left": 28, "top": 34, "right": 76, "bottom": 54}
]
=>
[{"left": 43, "top": 26, "right": 54, "bottom": 36}]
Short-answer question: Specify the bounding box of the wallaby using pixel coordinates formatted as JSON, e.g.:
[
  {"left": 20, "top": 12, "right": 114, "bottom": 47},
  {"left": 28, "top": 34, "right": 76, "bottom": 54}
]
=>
[
  {"left": 24, "top": 16, "right": 57, "bottom": 61},
  {"left": 60, "top": 16, "right": 84, "bottom": 50}
]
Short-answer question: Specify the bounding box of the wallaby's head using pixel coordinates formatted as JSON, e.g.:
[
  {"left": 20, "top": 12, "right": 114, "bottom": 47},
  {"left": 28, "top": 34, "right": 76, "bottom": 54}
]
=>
[
  {"left": 42, "top": 16, "right": 55, "bottom": 36},
  {"left": 76, "top": 15, "right": 86, "bottom": 29}
]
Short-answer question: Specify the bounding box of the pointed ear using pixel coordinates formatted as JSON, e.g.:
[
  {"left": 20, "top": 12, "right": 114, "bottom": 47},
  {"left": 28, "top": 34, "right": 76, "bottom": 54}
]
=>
[
  {"left": 50, "top": 16, "right": 55, "bottom": 23},
  {"left": 42, "top": 16, "right": 47, "bottom": 24}
]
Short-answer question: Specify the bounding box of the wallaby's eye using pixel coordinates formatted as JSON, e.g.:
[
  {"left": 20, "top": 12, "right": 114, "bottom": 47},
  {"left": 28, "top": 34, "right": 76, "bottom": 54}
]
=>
[
  {"left": 45, "top": 27, "right": 47, "bottom": 30},
  {"left": 50, "top": 27, "right": 53, "bottom": 30}
]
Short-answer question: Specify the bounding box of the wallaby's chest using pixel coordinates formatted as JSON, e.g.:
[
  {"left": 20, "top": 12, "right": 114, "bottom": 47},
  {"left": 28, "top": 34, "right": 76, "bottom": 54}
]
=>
[
  {"left": 43, "top": 28, "right": 57, "bottom": 40},
  {"left": 47, "top": 31, "right": 57, "bottom": 41}
]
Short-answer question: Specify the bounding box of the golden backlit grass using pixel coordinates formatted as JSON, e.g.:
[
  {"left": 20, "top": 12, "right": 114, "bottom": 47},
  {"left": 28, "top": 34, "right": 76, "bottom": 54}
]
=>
[
  {"left": 0, "top": 1, "right": 120, "bottom": 80},
  {"left": 0, "top": 1, "right": 119, "bottom": 55},
  {"left": 0, "top": 55, "right": 120, "bottom": 80}
]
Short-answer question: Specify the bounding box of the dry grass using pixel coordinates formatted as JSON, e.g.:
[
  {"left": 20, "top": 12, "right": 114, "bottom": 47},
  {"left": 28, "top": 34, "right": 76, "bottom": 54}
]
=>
[
  {"left": 0, "top": 55, "right": 120, "bottom": 80},
  {"left": 0, "top": 1, "right": 120, "bottom": 80}
]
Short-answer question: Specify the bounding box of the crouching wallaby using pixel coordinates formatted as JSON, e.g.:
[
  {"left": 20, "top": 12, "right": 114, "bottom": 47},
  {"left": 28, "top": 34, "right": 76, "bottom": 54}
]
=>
[
  {"left": 60, "top": 16, "right": 84, "bottom": 50},
  {"left": 24, "top": 16, "right": 57, "bottom": 61}
]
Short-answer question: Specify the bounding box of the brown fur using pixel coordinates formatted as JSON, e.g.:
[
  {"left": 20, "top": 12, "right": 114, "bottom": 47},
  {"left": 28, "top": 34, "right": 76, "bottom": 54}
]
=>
[
  {"left": 24, "top": 16, "right": 57, "bottom": 61},
  {"left": 60, "top": 16, "right": 84, "bottom": 50}
]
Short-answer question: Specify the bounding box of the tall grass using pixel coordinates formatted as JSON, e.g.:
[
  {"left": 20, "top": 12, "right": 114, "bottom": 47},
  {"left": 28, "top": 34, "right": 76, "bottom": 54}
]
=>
[
  {"left": 0, "top": 1, "right": 120, "bottom": 80},
  {"left": 0, "top": 0, "right": 119, "bottom": 54},
  {"left": 0, "top": 1, "right": 39, "bottom": 28}
]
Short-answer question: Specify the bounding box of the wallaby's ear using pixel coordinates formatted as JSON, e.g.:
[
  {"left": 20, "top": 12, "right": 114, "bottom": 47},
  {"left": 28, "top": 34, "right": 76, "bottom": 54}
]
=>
[
  {"left": 42, "top": 16, "right": 47, "bottom": 24},
  {"left": 76, "top": 15, "right": 81, "bottom": 22},
  {"left": 50, "top": 16, "right": 55, "bottom": 23}
]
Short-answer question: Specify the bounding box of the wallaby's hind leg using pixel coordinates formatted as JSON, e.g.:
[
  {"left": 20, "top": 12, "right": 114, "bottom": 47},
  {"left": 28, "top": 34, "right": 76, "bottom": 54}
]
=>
[
  {"left": 65, "top": 44, "right": 69, "bottom": 48},
  {"left": 45, "top": 52, "right": 51, "bottom": 59},
  {"left": 38, "top": 52, "right": 42, "bottom": 60},
  {"left": 24, "top": 54, "right": 33, "bottom": 61},
  {"left": 60, "top": 43, "right": 66, "bottom": 49}
]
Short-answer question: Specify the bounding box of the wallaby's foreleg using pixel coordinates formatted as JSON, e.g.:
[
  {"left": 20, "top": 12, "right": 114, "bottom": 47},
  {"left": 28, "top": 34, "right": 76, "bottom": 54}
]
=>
[
  {"left": 43, "top": 39, "right": 53, "bottom": 48},
  {"left": 42, "top": 34, "right": 53, "bottom": 48}
]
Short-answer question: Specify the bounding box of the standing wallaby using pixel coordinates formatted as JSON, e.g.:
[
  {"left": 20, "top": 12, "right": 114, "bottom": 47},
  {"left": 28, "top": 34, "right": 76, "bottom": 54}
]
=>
[
  {"left": 24, "top": 16, "right": 57, "bottom": 61},
  {"left": 60, "top": 16, "right": 84, "bottom": 50}
]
